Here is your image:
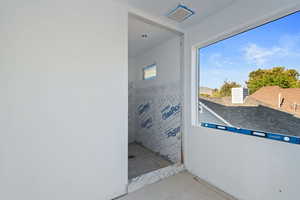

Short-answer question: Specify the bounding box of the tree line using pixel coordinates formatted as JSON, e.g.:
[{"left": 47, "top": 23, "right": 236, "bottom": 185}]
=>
[{"left": 201, "top": 67, "right": 300, "bottom": 98}]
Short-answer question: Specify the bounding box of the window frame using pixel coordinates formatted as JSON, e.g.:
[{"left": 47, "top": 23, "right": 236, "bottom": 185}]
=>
[
  {"left": 192, "top": 7, "right": 300, "bottom": 128},
  {"left": 191, "top": 7, "right": 300, "bottom": 145}
]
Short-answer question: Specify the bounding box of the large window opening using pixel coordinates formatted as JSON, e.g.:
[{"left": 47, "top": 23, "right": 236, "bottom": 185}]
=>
[{"left": 198, "top": 11, "right": 300, "bottom": 144}]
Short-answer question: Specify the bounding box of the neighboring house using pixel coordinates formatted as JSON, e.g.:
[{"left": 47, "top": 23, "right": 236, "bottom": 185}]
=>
[
  {"left": 199, "top": 98, "right": 300, "bottom": 137},
  {"left": 250, "top": 86, "right": 300, "bottom": 117},
  {"left": 199, "top": 87, "right": 214, "bottom": 96}
]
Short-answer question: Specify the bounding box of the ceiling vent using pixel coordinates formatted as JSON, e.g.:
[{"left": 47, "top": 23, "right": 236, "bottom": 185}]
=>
[{"left": 167, "top": 4, "right": 195, "bottom": 22}]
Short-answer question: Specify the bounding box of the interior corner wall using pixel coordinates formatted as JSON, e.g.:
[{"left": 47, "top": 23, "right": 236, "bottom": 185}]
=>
[
  {"left": 0, "top": 1, "right": 128, "bottom": 200},
  {"left": 184, "top": 1, "right": 300, "bottom": 200},
  {"left": 128, "top": 58, "right": 137, "bottom": 144},
  {"left": 128, "top": 36, "right": 182, "bottom": 163}
]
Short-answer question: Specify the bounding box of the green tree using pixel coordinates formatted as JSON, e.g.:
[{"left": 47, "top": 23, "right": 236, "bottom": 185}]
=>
[
  {"left": 213, "top": 81, "right": 241, "bottom": 97},
  {"left": 246, "top": 67, "right": 300, "bottom": 94}
]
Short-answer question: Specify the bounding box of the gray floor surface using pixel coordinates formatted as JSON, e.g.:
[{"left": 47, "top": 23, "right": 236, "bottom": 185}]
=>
[
  {"left": 128, "top": 143, "right": 171, "bottom": 179},
  {"left": 120, "top": 171, "right": 237, "bottom": 200}
]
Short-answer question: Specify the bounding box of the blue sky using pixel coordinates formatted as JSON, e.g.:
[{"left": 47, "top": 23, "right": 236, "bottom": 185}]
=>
[{"left": 199, "top": 11, "right": 300, "bottom": 89}]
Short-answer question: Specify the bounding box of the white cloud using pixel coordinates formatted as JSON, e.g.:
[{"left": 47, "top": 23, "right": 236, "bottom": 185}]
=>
[
  {"left": 244, "top": 34, "right": 300, "bottom": 67},
  {"left": 244, "top": 44, "right": 286, "bottom": 66},
  {"left": 208, "top": 53, "right": 234, "bottom": 68}
]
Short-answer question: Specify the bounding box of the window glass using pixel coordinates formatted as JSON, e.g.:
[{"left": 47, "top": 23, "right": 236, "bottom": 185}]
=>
[
  {"left": 198, "top": 11, "right": 300, "bottom": 141},
  {"left": 143, "top": 64, "right": 157, "bottom": 80}
]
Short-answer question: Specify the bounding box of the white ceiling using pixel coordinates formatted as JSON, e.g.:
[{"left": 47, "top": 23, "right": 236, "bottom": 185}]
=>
[
  {"left": 127, "top": 0, "right": 236, "bottom": 29},
  {"left": 128, "top": 15, "right": 178, "bottom": 58},
  {"left": 127, "top": 0, "right": 237, "bottom": 58}
]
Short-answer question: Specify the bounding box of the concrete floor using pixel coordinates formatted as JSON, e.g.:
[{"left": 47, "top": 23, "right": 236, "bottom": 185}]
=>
[
  {"left": 120, "top": 171, "right": 237, "bottom": 200},
  {"left": 128, "top": 143, "right": 171, "bottom": 179}
]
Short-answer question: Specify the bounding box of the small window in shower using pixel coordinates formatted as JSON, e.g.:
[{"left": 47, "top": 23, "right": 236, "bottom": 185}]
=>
[{"left": 143, "top": 64, "right": 157, "bottom": 80}]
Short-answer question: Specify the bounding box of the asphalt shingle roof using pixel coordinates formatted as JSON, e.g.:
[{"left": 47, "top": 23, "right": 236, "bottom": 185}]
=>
[{"left": 200, "top": 98, "right": 300, "bottom": 137}]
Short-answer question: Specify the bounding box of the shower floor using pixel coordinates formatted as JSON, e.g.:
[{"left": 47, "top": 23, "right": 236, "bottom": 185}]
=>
[{"left": 128, "top": 143, "right": 172, "bottom": 179}]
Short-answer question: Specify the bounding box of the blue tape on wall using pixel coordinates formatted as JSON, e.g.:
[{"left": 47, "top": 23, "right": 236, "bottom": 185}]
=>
[{"left": 201, "top": 122, "right": 300, "bottom": 145}]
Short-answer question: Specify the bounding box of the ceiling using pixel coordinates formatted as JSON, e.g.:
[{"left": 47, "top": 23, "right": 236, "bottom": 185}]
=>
[
  {"left": 128, "top": 0, "right": 237, "bottom": 58},
  {"left": 128, "top": 15, "right": 178, "bottom": 58},
  {"left": 127, "top": 0, "right": 236, "bottom": 29}
]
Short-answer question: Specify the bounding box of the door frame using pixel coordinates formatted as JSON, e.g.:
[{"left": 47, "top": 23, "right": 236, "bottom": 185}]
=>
[{"left": 126, "top": 11, "right": 186, "bottom": 190}]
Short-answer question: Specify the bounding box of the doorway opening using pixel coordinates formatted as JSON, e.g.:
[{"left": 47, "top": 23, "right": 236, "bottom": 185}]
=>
[{"left": 128, "top": 14, "right": 184, "bottom": 183}]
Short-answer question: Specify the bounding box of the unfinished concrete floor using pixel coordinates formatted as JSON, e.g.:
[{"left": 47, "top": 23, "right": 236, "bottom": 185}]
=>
[
  {"left": 121, "top": 171, "right": 237, "bottom": 200},
  {"left": 128, "top": 143, "right": 171, "bottom": 179}
]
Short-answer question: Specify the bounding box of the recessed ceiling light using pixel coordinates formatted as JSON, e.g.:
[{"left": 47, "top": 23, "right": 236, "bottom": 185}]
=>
[{"left": 141, "top": 34, "right": 148, "bottom": 39}]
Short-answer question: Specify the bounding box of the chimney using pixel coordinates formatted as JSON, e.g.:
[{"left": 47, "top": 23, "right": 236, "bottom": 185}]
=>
[
  {"left": 232, "top": 88, "right": 249, "bottom": 104},
  {"left": 278, "top": 93, "right": 282, "bottom": 108}
]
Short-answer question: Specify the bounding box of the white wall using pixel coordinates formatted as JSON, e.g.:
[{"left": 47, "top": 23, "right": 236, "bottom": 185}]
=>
[
  {"left": 184, "top": 1, "right": 300, "bottom": 200},
  {"left": 130, "top": 36, "right": 181, "bottom": 87},
  {"left": 128, "top": 58, "right": 137, "bottom": 143},
  {"left": 129, "top": 58, "right": 137, "bottom": 83},
  {"left": 0, "top": 1, "right": 128, "bottom": 200}
]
